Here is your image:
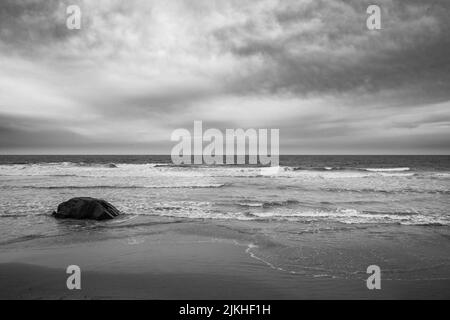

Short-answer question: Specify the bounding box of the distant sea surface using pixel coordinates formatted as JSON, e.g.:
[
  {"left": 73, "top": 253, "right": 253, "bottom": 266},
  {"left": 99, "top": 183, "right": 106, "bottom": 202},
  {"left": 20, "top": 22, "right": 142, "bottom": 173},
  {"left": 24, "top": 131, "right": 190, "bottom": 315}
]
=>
[{"left": 0, "top": 155, "right": 449, "bottom": 227}]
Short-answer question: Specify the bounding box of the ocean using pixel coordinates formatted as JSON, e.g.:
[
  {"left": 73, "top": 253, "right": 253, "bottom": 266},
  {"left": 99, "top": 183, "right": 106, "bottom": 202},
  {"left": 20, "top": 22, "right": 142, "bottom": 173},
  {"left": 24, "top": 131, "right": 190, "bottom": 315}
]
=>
[{"left": 0, "top": 155, "right": 449, "bottom": 284}]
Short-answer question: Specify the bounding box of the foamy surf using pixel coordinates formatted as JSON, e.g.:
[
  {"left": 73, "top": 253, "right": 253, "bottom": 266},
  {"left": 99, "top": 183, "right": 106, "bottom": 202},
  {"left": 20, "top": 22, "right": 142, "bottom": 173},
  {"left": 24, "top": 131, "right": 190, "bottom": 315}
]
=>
[
  {"left": 0, "top": 163, "right": 421, "bottom": 179},
  {"left": 364, "top": 167, "right": 410, "bottom": 172},
  {"left": 0, "top": 156, "right": 449, "bottom": 237},
  {"left": 121, "top": 206, "right": 449, "bottom": 226}
]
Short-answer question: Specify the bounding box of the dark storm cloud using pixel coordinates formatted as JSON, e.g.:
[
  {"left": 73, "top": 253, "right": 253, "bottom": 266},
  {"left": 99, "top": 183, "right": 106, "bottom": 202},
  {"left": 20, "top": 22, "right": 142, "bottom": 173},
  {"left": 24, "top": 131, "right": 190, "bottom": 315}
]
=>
[
  {"left": 214, "top": 0, "right": 450, "bottom": 101},
  {"left": 0, "top": 113, "right": 171, "bottom": 154},
  {"left": 0, "top": 0, "right": 75, "bottom": 54},
  {"left": 0, "top": 113, "right": 88, "bottom": 148}
]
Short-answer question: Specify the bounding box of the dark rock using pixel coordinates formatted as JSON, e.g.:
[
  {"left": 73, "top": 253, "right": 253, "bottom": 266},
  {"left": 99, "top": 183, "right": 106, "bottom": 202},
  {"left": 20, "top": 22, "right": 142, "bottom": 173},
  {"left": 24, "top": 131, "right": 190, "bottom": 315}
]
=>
[
  {"left": 107, "top": 163, "right": 117, "bottom": 168},
  {"left": 52, "top": 197, "right": 121, "bottom": 220}
]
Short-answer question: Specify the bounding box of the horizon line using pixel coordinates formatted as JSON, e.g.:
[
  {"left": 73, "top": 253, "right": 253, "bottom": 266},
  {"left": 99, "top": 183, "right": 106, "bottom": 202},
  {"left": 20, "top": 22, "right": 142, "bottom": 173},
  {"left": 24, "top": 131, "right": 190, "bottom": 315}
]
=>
[{"left": 0, "top": 154, "right": 449, "bottom": 156}]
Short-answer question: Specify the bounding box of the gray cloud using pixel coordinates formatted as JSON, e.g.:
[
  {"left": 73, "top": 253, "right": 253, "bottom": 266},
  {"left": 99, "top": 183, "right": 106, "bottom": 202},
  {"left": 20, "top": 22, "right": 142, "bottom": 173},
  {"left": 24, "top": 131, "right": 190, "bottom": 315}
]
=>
[
  {"left": 0, "top": 113, "right": 89, "bottom": 149},
  {"left": 0, "top": 0, "right": 449, "bottom": 154},
  {"left": 0, "top": 0, "right": 74, "bottom": 54},
  {"left": 214, "top": 0, "right": 450, "bottom": 100}
]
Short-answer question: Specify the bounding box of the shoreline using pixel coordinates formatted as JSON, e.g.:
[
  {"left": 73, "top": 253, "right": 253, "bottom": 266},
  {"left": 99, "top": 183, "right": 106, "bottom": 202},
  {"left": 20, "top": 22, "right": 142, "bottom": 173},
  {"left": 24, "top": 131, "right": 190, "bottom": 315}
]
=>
[{"left": 1, "top": 219, "right": 449, "bottom": 299}]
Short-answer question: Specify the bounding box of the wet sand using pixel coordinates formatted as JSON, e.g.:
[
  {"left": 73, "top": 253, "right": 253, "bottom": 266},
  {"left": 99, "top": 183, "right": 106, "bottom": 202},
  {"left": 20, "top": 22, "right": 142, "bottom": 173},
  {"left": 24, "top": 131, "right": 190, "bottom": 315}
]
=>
[
  {"left": 1, "top": 262, "right": 450, "bottom": 299},
  {"left": 0, "top": 219, "right": 449, "bottom": 299}
]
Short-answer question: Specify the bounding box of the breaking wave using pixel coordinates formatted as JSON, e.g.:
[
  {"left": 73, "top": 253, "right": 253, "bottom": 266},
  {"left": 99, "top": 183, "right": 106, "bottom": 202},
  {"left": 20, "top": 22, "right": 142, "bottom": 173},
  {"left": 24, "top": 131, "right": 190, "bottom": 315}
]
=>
[
  {"left": 2, "top": 183, "right": 227, "bottom": 190},
  {"left": 128, "top": 207, "right": 450, "bottom": 226},
  {"left": 237, "top": 200, "right": 300, "bottom": 208},
  {"left": 0, "top": 163, "right": 446, "bottom": 180},
  {"left": 363, "top": 167, "right": 410, "bottom": 172}
]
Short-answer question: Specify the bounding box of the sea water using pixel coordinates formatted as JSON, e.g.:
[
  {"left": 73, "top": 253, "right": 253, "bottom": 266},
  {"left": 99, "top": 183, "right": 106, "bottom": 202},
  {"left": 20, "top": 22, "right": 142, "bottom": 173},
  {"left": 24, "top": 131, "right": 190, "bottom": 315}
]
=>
[{"left": 0, "top": 155, "right": 449, "bottom": 281}]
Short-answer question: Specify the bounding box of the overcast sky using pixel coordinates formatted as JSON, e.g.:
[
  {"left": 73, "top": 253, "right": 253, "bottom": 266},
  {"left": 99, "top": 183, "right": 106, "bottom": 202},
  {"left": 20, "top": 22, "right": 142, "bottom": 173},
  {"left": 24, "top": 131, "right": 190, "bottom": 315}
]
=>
[{"left": 0, "top": 0, "right": 449, "bottom": 154}]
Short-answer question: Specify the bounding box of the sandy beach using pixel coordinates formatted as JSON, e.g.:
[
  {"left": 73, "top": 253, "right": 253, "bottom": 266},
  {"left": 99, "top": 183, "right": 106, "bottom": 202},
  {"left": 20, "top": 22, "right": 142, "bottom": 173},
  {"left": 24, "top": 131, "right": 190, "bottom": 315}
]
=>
[{"left": 1, "top": 217, "right": 449, "bottom": 300}]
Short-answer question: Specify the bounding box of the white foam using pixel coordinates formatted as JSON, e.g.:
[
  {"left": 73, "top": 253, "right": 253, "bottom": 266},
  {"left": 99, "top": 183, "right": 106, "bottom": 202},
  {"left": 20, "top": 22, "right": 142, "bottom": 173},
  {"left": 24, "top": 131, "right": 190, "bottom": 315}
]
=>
[
  {"left": 0, "top": 163, "right": 423, "bottom": 180},
  {"left": 259, "top": 166, "right": 283, "bottom": 176},
  {"left": 126, "top": 205, "right": 449, "bottom": 226},
  {"left": 365, "top": 167, "right": 410, "bottom": 172}
]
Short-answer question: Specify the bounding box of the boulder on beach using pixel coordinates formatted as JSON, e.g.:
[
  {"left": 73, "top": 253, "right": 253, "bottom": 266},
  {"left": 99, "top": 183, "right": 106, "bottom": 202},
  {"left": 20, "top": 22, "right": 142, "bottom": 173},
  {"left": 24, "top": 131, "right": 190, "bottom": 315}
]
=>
[{"left": 52, "top": 197, "right": 121, "bottom": 220}]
